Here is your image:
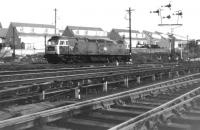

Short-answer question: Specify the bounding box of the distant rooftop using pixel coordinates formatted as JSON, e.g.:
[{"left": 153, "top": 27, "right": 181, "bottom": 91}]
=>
[
  {"left": 112, "top": 28, "right": 140, "bottom": 33},
  {"left": 11, "top": 22, "right": 55, "bottom": 28},
  {"left": 67, "top": 26, "right": 103, "bottom": 31}
]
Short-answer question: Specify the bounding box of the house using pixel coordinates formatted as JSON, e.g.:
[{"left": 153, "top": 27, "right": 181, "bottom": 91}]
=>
[
  {"left": 173, "top": 35, "right": 187, "bottom": 49},
  {"left": 109, "top": 28, "right": 146, "bottom": 49},
  {"left": 0, "top": 28, "right": 8, "bottom": 46},
  {"left": 0, "top": 28, "right": 12, "bottom": 58},
  {"left": 154, "top": 31, "right": 188, "bottom": 50},
  {"left": 6, "top": 22, "right": 55, "bottom": 55},
  {"left": 59, "top": 30, "right": 64, "bottom": 36},
  {"left": 62, "top": 26, "right": 108, "bottom": 38},
  {"left": 150, "top": 31, "right": 170, "bottom": 48}
]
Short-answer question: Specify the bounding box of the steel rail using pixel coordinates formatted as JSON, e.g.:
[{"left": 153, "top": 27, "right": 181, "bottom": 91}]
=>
[
  {"left": 109, "top": 79, "right": 200, "bottom": 130},
  {"left": 0, "top": 74, "right": 189, "bottom": 105},
  {"left": 0, "top": 66, "right": 172, "bottom": 88},
  {"left": 0, "top": 73, "right": 199, "bottom": 129},
  {"left": 0, "top": 65, "right": 148, "bottom": 75},
  {"left": 126, "top": 92, "right": 200, "bottom": 130},
  {"left": 0, "top": 65, "right": 157, "bottom": 81}
]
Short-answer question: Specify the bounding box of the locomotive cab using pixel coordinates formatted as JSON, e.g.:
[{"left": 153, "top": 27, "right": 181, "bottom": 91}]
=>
[{"left": 46, "top": 36, "right": 59, "bottom": 54}]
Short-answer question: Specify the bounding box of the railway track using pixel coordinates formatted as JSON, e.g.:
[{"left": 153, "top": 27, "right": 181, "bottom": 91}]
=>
[
  {"left": 48, "top": 75, "right": 200, "bottom": 130},
  {"left": 0, "top": 64, "right": 174, "bottom": 102},
  {"left": 0, "top": 63, "right": 123, "bottom": 71},
  {"left": 0, "top": 63, "right": 189, "bottom": 108},
  {"left": 1, "top": 73, "right": 200, "bottom": 130},
  {"left": 0, "top": 65, "right": 164, "bottom": 86},
  {"left": 0, "top": 63, "right": 197, "bottom": 108}
]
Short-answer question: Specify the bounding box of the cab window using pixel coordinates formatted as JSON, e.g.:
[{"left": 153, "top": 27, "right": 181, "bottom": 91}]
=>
[
  {"left": 60, "top": 40, "right": 65, "bottom": 45},
  {"left": 48, "top": 40, "right": 58, "bottom": 45}
]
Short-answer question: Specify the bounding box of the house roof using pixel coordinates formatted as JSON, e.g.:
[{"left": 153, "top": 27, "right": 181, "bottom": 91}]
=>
[
  {"left": 11, "top": 22, "right": 55, "bottom": 28},
  {"left": 0, "top": 28, "right": 8, "bottom": 38},
  {"left": 67, "top": 26, "right": 103, "bottom": 31},
  {"left": 154, "top": 31, "right": 163, "bottom": 35},
  {"left": 154, "top": 31, "right": 187, "bottom": 41},
  {"left": 143, "top": 30, "right": 153, "bottom": 35},
  {"left": 112, "top": 28, "right": 140, "bottom": 33}
]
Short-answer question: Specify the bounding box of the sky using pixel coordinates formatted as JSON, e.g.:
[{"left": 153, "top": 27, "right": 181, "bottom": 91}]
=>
[{"left": 0, "top": 0, "right": 199, "bottom": 39}]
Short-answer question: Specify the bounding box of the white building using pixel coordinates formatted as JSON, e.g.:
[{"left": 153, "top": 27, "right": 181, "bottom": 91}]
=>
[
  {"left": 7, "top": 22, "right": 55, "bottom": 55},
  {"left": 109, "top": 29, "right": 146, "bottom": 49}
]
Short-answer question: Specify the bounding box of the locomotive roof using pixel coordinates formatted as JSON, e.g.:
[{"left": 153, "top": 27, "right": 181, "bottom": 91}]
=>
[{"left": 49, "top": 35, "right": 114, "bottom": 42}]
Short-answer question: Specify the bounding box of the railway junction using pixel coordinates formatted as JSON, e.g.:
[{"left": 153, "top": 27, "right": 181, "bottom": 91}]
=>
[
  {"left": 0, "top": 62, "right": 200, "bottom": 130},
  {"left": 0, "top": 1, "right": 200, "bottom": 130}
]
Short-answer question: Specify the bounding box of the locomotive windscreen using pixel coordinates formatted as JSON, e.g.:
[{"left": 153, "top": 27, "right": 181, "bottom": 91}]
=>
[{"left": 48, "top": 40, "right": 58, "bottom": 45}]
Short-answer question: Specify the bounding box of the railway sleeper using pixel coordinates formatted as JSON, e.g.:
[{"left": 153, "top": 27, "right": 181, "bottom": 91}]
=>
[
  {"left": 138, "top": 98, "right": 168, "bottom": 104},
  {"left": 111, "top": 104, "right": 151, "bottom": 112},
  {"left": 164, "top": 113, "right": 200, "bottom": 130},
  {"left": 158, "top": 123, "right": 191, "bottom": 130},
  {"left": 29, "top": 125, "right": 70, "bottom": 130},
  {"left": 95, "top": 108, "right": 141, "bottom": 117},
  {"left": 143, "top": 96, "right": 174, "bottom": 103},
  {"left": 76, "top": 113, "right": 123, "bottom": 124},
  {"left": 134, "top": 99, "right": 163, "bottom": 106},
  {"left": 127, "top": 103, "right": 156, "bottom": 110},
  {"left": 146, "top": 101, "right": 199, "bottom": 130},
  {"left": 56, "top": 117, "right": 116, "bottom": 130},
  {"left": 88, "top": 111, "right": 131, "bottom": 122}
]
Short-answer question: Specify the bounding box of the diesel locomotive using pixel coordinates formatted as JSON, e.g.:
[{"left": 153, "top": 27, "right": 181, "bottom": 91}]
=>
[{"left": 44, "top": 36, "right": 130, "bottom": 63}]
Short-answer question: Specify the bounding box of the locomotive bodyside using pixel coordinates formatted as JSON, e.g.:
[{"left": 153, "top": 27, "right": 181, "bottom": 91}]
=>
[{"left": 45, "top": 36, "right": 130, "bottom": 63}]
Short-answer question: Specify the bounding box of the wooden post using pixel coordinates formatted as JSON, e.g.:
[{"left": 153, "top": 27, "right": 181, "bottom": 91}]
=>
[
  {"left": 75, "top": 87, "right": 80, "bottom": 99},
  {"left": 152, "top": 74, "right": 156, "bottom": 81},
  {"left": 75, "top": 82, "right": 81, "bottom": 99},
  {"left": 124, "top": 76, "right": 129, "bottom": 87},
  {"left": 176, "top": 71, "right": 179, "bottom": 77},
  {"left": 168, "top": 72, "right": 172, "bottom": 78},
  {"left": 160, "top": 73, "right": 163, "bottom": 80},
  {"left": 137, "top": 76, "right": 141, "bottom": 84},
  {"left": 102, "top": 78, "right": 108, "bottom": 92},
  {"left": 42, "top": 90, "right": 45, "bottom": 100}
]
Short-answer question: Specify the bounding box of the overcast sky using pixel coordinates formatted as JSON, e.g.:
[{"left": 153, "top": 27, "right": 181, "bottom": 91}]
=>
[{"left": 0, "top": 0, "right": 199, "bottom": 39}]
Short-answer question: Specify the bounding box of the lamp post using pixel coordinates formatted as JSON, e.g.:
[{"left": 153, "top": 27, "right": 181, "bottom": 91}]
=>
[
  {"left": 54, "top": 8, "right": 57, "bottom": 35},
  {"left": 12, "top": 27, "right": 15, "bottom": 58},
  {"left": 44, "top": 35, "right": 47, "bottom": 54}
]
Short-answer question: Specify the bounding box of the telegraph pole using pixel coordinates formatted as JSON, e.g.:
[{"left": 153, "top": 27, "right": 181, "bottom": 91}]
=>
[
  {"left": 54, "top": 8, "right": 57, "bottom": 35},
  {"left": 12, "top": 27, "right": 15, "bottom": 58},
  {"left": 187, "top": 35, "right": 189, "bottom": 60},
  {"left": 127, "top": 7, "right": 133, "bottom": 56},
  {"left": 44, "top": 35, "right": 47, "bottom": 54}
]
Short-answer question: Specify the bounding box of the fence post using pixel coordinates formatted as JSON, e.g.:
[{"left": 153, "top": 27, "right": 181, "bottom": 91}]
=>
[
  {"left": 152, "top": 74, "right": 156, "bottom": 81},
  {"left": 137, "top": 76, "right": 141, "bottom": 84},
  {"left": 124, "top": 76, "right": 129, "bottom": 87},
  {"left": 102, "top": 78, "right": 108, "bottom": 92}
]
